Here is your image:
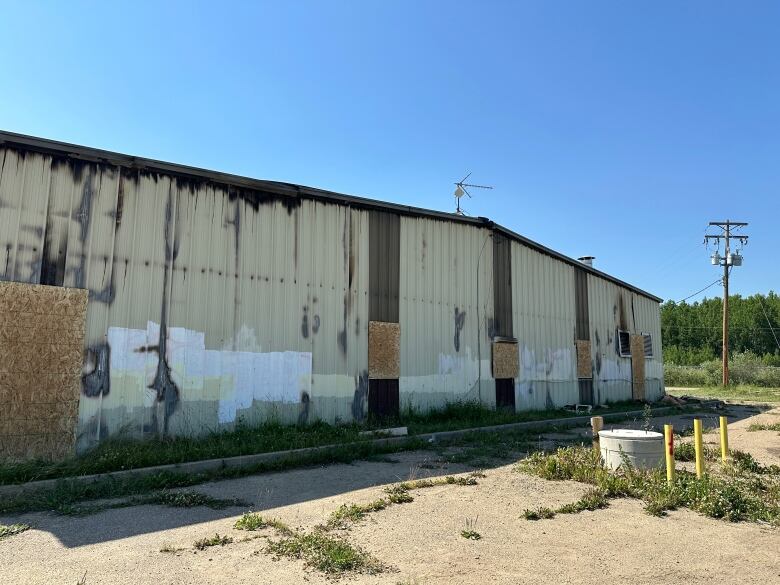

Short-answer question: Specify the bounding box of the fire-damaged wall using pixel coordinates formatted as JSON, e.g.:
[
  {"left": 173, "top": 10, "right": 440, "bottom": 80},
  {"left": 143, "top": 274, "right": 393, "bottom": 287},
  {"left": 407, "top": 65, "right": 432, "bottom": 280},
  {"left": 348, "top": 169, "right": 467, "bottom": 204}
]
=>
[{"left": 0, "top": 133, "right": 664, "bottom": 455}]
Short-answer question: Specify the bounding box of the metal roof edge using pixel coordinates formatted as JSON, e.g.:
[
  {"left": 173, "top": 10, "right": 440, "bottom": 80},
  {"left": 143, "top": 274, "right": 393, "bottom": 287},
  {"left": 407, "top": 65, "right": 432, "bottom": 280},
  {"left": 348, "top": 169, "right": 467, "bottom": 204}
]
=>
[{"left": 0, "top": 130, "right": 662, "bottom": 303}]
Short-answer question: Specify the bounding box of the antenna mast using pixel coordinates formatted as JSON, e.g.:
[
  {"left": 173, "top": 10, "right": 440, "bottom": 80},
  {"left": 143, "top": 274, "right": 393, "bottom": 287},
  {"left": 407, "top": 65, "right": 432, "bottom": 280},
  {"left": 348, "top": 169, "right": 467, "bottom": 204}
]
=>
[{"left": 453, "top": 172, "right": 493, "bottom": 215}]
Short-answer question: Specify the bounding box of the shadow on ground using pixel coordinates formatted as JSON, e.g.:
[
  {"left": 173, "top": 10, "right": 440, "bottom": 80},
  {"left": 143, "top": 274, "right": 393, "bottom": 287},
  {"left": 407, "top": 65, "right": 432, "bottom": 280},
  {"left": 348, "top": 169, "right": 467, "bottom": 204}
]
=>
[{"left": 0, "top": 403, "right": 764, "bottom": 549}]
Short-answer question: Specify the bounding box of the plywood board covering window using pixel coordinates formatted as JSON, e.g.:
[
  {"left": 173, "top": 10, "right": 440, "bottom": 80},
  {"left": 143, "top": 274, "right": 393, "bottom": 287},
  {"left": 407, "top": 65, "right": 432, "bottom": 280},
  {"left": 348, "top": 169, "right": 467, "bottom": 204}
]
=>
[
  {"left": 630, "top": 333, "right": 646, "bottom": 400},
  {"left": 0, "top": 282, "right": 87, "bottom": 460},
  {"left": 492, "top": 341, "right": 519, "bottom": 379},
  {"left": 368, "top": 321, "right": 400, "bottom": 379},
  {"left": 576, "top": 339, "right": 592, "bottom": 379}
]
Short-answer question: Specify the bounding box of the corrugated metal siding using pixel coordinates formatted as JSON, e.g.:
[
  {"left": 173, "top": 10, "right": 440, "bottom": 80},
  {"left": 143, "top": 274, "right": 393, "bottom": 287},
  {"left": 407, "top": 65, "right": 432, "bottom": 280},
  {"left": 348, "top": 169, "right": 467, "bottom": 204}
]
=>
[
  {"left": 492, "top": 231, "right": 513, "bottom": 337},
  {"left": 1, "top": 142, "right": 665, "bottom": 452},
  {"left": 587, "top": 274, "right": 664, "bottom": 403},
  {"left": 574, "top": 267, "right": 589, "bottom": 341},
  {"left": 0, "top": 147, "right": 371, "bottom": 449},
  {"left": 511, "top": 242, "right": 578, "bottom": 410},
  {"left": 368, "top": 211, "right": 400, "bottom": 323},
  {"left": 398, "top": 217, "right": 494, "bottom": 411}
]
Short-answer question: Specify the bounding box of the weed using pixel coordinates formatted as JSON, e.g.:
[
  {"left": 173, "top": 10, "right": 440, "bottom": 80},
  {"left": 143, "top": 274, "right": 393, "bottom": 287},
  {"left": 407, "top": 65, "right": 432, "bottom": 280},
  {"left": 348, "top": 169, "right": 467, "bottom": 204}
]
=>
[
  {"left": 747, "top": 423, "right": 780, "bottom": 432},
  {"left": 460, "top": 516, "right": 481, "bottom": 540},
  {"left": 522, "top": 507, "right": 555, "bottom": 520},
  {"left": 0, "top": 523, "right": 30, "bottom": 539},
  {"left": 75, "top": 572, "right": 87, "bottom": 585},
  {"left": 267, "top": 530, "right": 384, "bottom": 575},
  {"left": 673, "top": 441, "right": 718, "bottom": 462},
  {"left": 326, "top": 500, "right": 388, "bottom": 530},
  {"left": 0, "top": 401, "right": 648, "bottom": 487},
  {"left": 642, "top": 403, "right": 654, "bottom": 432},
  {"left": 159, "top": 543, "right": 184, "bottom": 553},
  {"left": 143, "top": 490, "right": 242, "bottom": 509},
  {"left": 193, "top": 533, "right": 233, "bottom": 550},
  {"left": 556, "top": 488, "right": 609, "bottom": 514},
  {"left": 517, "top": 445, "right": 780, "bottom": 525},
  {"left": 234, "top": 512, "right": 269, "bottom": 531}
]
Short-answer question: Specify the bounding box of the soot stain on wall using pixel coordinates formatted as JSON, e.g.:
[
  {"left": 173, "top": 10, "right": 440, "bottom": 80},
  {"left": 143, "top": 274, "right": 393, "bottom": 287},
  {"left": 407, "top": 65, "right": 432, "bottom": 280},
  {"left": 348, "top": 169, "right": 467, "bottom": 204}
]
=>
[
  {"left": 82, "top": 343, "right": 111, "bottom": 397},
  {"left": 453, "top": 307, "right": 466, "bottom": 352},
  {"left": 351, "top": 371, "right": 369, "bottom": 421},
  {"left": 147, "top": 188, "right": 180, "bottom": 435},
  {"left": 298, "top": 391, "right": 310, "bottom": 425}
]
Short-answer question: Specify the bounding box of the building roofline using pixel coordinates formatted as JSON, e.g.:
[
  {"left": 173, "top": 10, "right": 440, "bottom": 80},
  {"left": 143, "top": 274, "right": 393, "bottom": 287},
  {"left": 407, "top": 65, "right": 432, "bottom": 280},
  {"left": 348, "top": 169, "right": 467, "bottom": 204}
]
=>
[{"left": 0, "top": 130, "right": 662, "bottom": 303}]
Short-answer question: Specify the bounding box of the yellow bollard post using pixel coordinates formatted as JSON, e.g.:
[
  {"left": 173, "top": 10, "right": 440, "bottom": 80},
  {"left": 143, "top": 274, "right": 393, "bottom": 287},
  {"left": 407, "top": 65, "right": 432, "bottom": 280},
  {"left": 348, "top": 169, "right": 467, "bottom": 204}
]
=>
[
  {"left": 664, "top": 424, "right": 675, "bottom": 485},
  {"left": 693, "top": 418, "right": 704, "bottom": 478},
  {"left": 720, "top": 416, "right": 729, "bottom": 463},
  {"left": 591, "top": 416, "right": 604, "bottom": 452}
]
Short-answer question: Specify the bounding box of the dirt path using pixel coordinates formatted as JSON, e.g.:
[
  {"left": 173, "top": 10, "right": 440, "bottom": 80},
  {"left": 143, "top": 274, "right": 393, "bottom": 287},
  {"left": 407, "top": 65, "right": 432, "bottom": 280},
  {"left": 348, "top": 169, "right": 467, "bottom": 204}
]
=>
[{"left": 2, "top": 405, "right": 779, "bottom": 585}]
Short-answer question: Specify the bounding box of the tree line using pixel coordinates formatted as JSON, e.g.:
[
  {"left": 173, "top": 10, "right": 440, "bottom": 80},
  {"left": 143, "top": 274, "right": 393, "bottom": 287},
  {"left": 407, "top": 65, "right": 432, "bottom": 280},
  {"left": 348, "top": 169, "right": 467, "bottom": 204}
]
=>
[{"left": 661, "top": 292, "right": 780, "bottom": 365}]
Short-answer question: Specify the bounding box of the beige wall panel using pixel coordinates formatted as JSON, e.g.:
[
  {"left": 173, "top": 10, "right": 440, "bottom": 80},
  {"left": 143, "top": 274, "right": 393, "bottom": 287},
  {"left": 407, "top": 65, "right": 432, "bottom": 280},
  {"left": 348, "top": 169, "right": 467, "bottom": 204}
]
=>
[
  {"left": 368, "top": 321, "right": 400, "bottom": 379},
  {"left": 630, "top": 333, "right": 646, "bottom": 400},
  {"left": 492, "top": 341, "right": 519, "bottom": 378},
  {"left": 576, "top": 339, "right": 592, "bottom": 379}
]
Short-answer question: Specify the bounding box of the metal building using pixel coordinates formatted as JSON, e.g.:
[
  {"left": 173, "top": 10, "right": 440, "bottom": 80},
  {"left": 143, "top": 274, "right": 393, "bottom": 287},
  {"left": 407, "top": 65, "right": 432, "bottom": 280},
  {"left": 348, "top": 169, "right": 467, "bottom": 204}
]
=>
[{"left": 0, "top": 131, "right": 664, "bottom": 457}]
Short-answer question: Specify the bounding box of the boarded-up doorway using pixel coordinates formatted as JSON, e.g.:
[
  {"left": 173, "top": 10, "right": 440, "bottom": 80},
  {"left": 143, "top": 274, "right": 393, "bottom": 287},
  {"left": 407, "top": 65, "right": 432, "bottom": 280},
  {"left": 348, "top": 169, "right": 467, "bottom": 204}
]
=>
[
  {"left": 630, "top": 334, "right": 646, "bottom": 401},
  {"left": 0, "top": 282, "right": 87, "bottom": 460}
]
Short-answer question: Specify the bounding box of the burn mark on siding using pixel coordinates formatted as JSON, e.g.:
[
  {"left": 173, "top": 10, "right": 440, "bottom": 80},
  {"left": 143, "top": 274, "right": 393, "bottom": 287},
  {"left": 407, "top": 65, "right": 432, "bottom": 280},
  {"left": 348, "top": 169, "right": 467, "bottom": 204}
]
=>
[
  {"left": 617, "top": 295, "right": 628, "bottom": 331},
  {"left": 337, "top": 212, "right": 356, "bottom": 355},
  {"left": 70, "top": 166, "right": 97, "bottom": 288},
  {"left": 351, "top": 371, "right": 369, "bottom": 421},
  {"left": 148, "top": 189, "right": 180, "bottom": 435},
  {"left": 228, "top": 186, "right": 300, "bottom": 215},
  {"left": 301, "top": 306, "right": 310, "bottom": 338},
  {"left": 453, "top": 307, "right": 466, "bottom": 352},
  {"left": 297, "top": 391, "right": 311, "bottom": 425},
  {"left": 82, "top": 343, "right": 110, "bottom": 397}
]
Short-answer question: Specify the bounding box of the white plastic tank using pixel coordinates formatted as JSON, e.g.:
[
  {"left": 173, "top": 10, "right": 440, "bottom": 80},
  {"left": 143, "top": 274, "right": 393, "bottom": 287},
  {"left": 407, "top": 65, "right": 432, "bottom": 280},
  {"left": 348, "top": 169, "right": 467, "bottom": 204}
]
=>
[{"left": 598, "top": 429, "right": 665, "bottom": 470}]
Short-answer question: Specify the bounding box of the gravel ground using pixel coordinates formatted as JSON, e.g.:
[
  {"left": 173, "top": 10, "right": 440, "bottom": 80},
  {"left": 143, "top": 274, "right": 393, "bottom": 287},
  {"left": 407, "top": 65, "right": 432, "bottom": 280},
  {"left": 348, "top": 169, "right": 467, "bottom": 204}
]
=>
[{"left": 1, "top": 404, "right": 778, "bottom": 585}]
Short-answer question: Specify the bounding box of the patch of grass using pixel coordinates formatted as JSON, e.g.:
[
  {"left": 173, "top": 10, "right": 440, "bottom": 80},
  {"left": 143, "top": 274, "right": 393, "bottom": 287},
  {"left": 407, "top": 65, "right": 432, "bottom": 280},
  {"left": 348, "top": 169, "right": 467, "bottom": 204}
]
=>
[
  {"left": 522, "top": 507, "right": 555, "bottom": 520},
  {"left": 675, "top": 385, "right": 780, "bottom": 403},
  {"left": 326, "top": 500, "right": 389, "bottom": 530},
  {"left": 0, "top": 400, "right": 652, "bottom": 487},
  {"left": 556, "top": 488, "right": 609, "bottom": 514},
  {"left": 267, "top": 530, "right": 384, "bottom": 575},
  {"left": 234, "top": 512, "right": 269, "bottom": 531},
  {"left": 0, "top": 438, "right": 428, "bottom": 515},
  {"left": 193, "top": 533, "right": 233, "bottom": 550},
  {"left": 159, "top": 543, "right": 184, "bottom": 553},
  {"left": 460, "top": 517, "right": 481, "bottom": 540},
  {"left": 0, "top": 523, "right": 30, "bottom": 539},
  {"left": 674, "top": 441, "right": 719, "bottom": 462},
  {"left": 54, "top": 489, "right": 246, "bottom": 516},
  {"left": 518, "top": 446, "right": 780, "bottom": 525},
  {"left": 747, "top": 423, "right": 780, "bottom": 432}
]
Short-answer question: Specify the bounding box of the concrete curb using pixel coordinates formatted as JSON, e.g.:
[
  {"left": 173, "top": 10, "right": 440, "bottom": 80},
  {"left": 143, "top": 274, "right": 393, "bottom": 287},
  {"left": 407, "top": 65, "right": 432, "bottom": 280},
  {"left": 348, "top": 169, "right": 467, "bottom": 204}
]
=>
[{"left": 0, "top": 403, "right": 714, "bottom": 499}]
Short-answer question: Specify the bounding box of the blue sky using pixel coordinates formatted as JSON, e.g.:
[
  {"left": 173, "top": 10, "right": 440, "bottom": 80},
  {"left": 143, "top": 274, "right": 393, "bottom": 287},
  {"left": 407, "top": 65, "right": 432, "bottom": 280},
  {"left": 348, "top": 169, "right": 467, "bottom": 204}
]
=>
[{"left": 1, "top": 1, "right": 777, "bottom": 302}]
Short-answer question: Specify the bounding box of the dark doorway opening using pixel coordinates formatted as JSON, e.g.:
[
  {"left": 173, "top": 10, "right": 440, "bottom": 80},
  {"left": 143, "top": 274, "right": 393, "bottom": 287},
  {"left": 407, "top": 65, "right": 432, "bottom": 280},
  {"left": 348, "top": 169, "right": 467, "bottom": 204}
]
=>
[
  {"left": 495, "top": 378, "right": 515, "bottom": 410},
  {"left": 368, "top": 379, "right": 400, "bottom": 420},
  {"left": 578, "top": 379, "right": 594, "bottom": 405}
]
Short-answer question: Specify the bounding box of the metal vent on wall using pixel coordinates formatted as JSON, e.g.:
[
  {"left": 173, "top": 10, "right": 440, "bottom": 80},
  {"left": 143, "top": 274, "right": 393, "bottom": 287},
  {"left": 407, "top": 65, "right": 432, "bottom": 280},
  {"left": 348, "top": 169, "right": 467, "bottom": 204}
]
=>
[
  {"left": 617, "top": 329, "right": 631, "bottom": 357},
  {"left": 642, "top": 333, "right": 653, "bottom": 358}
]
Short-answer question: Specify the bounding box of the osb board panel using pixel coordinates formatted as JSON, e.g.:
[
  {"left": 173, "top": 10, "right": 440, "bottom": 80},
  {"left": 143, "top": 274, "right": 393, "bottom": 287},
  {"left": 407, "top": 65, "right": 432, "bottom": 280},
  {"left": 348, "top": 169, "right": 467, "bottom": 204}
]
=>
[
  {"left": 630, "top": 333, "right": 646, "bottom": 400},
  {"left": 369, "top": 321, "right": 400, "bottom": 379},
  {"left": 0, "top": 282, "right": 87, "bottom": 460},
  {"left": 576, "top": 340, "right": 592, "bottom": 379},
  {"left": 492, "top": 341, "right": 519, "bottom": 379}
]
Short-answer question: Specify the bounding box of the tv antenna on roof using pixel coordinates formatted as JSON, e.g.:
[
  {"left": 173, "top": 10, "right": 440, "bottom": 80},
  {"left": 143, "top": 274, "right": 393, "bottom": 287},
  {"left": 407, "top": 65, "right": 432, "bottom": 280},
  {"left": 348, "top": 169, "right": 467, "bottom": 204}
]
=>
[{"left": 453, "top": 172, "right": 493, "bottom": 215}]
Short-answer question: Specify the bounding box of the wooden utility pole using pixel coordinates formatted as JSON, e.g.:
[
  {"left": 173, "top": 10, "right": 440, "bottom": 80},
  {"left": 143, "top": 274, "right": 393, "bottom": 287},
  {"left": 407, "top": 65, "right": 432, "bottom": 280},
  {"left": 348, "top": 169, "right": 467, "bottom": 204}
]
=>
[{"left": 705, "top": 220, "right": 748, "bottom": 386}]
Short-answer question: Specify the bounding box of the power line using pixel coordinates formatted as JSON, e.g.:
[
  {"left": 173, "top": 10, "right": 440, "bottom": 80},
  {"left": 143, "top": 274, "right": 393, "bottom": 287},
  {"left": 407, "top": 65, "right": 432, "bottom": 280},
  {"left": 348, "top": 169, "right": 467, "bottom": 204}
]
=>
[
  {"left": 678, "top": 277, "right": 723, "bottom": 303},
  {"left": 757, "top": 295, "right": 780, "bottom": 351}
]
